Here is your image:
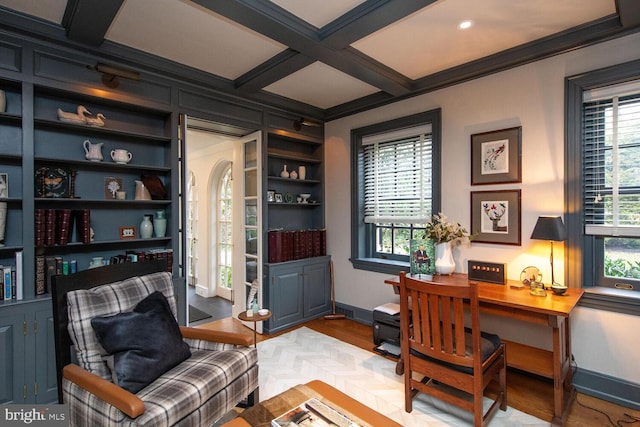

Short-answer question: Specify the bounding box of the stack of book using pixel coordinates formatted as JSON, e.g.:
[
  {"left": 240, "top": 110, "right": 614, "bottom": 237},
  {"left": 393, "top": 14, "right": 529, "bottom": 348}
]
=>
[
  {"left": 0, "top": 251, "right": 23, "bottom": 301},
  {"left": 268, "top": 229, "right": 326, "bottom": 263},
  {"left": 34, "top": 249, "right": 173, "bottom": 295},
  {"left": 35, "top": 209, "right": 91, "bottom": 246}
]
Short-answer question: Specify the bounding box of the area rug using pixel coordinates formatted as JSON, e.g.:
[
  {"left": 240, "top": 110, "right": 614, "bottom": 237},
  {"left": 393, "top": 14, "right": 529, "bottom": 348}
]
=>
[
  {"left": 257, "top": 327, "right": 549, "bottom": 426},
  {"left": 188, "top": 305, "right": 212, "bottom": 323}
]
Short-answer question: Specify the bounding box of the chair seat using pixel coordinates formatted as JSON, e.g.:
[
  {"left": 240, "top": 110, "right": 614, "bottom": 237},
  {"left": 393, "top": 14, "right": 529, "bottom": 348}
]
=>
[
  {"left": 128, "top": 347, "right": 257, "bottom": 425},
  {"left": 410, "top": 329, "right": 501, "bottom": 374}
]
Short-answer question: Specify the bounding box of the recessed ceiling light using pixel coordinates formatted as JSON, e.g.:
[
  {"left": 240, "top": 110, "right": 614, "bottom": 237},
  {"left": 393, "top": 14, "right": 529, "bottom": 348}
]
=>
[{"left": 458, "top": 20, "right": 473, "bottom": 30}]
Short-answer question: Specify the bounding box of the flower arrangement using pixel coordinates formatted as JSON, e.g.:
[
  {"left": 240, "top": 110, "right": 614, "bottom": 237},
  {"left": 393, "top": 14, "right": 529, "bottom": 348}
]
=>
[{"left": 423, "top": 213, "right": 468, "bottom": 244}]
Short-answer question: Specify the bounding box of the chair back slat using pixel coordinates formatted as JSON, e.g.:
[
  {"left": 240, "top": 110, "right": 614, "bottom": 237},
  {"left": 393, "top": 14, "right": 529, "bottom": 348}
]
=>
[{"left": 400, "top": 272, "right": 477, "bottom": 367}]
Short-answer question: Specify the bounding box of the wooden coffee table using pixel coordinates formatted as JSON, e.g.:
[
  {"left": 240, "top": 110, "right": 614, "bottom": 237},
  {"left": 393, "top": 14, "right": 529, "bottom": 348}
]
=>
[{"left": 222, "top": 380, "right": 401, "bottom": 427}]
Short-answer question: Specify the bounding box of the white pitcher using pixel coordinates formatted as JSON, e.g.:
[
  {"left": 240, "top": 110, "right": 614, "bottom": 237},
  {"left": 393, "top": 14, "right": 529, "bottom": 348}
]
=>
[
  {"left": 135, "top": 180, "right": 151, "bottom": 200},
  {"left": 83, "top": 140, "right": 103, "bottom": 161}
]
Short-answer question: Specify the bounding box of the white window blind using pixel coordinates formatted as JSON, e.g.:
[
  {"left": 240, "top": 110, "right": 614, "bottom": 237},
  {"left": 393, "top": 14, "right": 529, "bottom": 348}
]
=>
[
  {"left": 363, "top": 125, "right": 432, "bottom": 224},
  {"left": 583, "top": 80, "right": 640, "bottom": 237}
]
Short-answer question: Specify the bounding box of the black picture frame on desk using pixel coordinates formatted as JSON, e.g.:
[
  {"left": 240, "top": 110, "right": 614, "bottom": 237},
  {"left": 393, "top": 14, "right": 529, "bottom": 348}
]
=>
[
  {"left": 471, "top": 126, "right": 521, "bottom": 185},
  {"left": 470, "top": 189, "right": 521, "bottom": 245}
]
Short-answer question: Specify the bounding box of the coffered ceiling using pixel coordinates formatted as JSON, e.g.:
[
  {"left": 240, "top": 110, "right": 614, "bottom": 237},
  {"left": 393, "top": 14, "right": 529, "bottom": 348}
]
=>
[{"left": 0, "top": 0, "right": 638, "bottom": 120}]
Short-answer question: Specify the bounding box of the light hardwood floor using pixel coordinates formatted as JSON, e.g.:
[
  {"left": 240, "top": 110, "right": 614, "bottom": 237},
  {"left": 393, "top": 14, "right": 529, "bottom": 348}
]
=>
[{"left": 197, "top": 317, "right": 640, "bottom": 426}]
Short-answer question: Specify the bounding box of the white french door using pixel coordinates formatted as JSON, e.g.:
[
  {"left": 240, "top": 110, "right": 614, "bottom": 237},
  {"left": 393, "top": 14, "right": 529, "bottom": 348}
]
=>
[{"left": 232, "top": 132, "right": 262, "bottom": 330}]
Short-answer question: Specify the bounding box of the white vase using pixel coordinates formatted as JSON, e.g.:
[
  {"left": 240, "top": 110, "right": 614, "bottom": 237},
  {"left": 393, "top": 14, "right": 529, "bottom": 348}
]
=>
[
  {"left": 140, "top": 215, "right": 154, "bottom": 238},
  {"left": 435, "top": 242, "right": 455, "bottom": 275},
  {"left": 298, "top": 166, "right": 306, "bottom": 180},
  {"left": 153, "top": 211, "right": 167, "bottom": 238},
  {"left": 280, "top": 165, "right": 289, "bottom": 178},
  {"left": 0, "top": 90, "right": 6, "bottom": 112}
]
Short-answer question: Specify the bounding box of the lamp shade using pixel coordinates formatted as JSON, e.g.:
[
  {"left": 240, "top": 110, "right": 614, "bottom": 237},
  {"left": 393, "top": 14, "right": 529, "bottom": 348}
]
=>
[{"left": 530, "top": 216, "right": 566, "bottom": 241}]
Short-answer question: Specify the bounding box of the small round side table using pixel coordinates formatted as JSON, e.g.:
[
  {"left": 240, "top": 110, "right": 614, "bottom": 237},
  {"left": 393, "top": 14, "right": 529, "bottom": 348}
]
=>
[{"left": 238, "top": 309, "right": 272, "bottom": 347}]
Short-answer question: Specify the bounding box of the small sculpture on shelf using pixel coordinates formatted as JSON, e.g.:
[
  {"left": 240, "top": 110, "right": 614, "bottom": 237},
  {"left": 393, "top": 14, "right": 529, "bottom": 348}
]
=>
[
  {"left": 57, "top": 105, "right": 106, "bottom": 127},
  {"left": 85, "top": 113, "right": 106, "bottom": 127},
  {"left": 57, "top": 105, "right": 91, "bottom": 124}
]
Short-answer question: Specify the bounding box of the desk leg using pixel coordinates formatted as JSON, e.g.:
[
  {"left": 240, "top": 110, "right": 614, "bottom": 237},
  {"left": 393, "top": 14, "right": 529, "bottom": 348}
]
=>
[{"left": 551, "top": 316, "right": 576, "bottom": 426}]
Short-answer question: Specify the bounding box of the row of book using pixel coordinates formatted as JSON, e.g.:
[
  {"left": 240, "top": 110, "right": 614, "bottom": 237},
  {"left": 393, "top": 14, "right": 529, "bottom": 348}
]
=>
[
  {"left": 268, "top": 229, "right": 326, "bottom": 263},
  {"left": 34, "top": 249, "right": 173, "bottom": 296},
  {"left": 35, "top": 209, "right": 91, "bottom": 246},
  {"left": 0, "top": 251, "right": 23, "bottom": 301}
]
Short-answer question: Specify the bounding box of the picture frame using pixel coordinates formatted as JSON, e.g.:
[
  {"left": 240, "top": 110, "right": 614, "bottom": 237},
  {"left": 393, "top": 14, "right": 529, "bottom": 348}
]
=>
[
  {"left": 470, "top": 189, "right": 521, "bottom": 245},
  {"left": 119, "top": 226, "right": 137, "bottom": 239},
  {"left": 274, "top": 193, "right": 283, "bottom": 203},
  {"left": 471, "top": 126, "right": 522, "bottom": 185},
  {"left": 104, "top": 177, "right": 123, "bottom": 199},
  {"left": 410, "top": 238, "right": 436, "bottom": 276},
  {"left": 35, "top": 166, "right": 71, "bottom": 198},
  {"left": 267, "top": 189, "right": 275, "bottom": 202},
  {"left": 0, "top": 173, "right": 7, "bottom": 198}
]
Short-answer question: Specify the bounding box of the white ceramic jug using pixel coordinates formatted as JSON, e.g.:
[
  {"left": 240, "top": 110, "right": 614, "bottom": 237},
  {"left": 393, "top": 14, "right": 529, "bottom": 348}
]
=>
[
  {"left": 135, "top": 180, "right": 152, "bottom": 200},
  {"left": 111, "top": 149, "right": 132, "bottom": 164},
  {"left": 83, "top": 140, "right": 103, "bottom": 161}
]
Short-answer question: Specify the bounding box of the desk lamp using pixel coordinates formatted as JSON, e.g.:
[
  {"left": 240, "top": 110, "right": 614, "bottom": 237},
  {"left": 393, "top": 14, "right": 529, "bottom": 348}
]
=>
[{"left": 530, "top": 216, "right": 566, "bottom": 288}]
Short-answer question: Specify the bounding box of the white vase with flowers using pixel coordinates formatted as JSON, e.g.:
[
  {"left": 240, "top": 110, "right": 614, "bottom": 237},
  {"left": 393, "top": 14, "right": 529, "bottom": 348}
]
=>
[{"left": 424, "top": 213, "right": 469, "bottom": 275}]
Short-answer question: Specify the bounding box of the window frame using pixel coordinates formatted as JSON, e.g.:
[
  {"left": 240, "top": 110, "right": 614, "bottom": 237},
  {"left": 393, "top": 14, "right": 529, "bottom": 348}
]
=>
[
  {"left": 350, "top": 109, "right": 441, "bottom": 274},
  {"left": 565, "top": 58, "right": 640, "bottom": 315}
]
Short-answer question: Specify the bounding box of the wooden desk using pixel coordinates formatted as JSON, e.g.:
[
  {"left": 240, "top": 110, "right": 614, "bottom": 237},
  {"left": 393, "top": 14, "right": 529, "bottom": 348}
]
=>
[{"left": 385, "top": 273, "right": 584, "bottom": 427}]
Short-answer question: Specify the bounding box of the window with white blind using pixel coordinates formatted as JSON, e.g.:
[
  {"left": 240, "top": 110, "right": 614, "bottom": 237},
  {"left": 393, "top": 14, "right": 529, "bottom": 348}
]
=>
[
  {"left": 581, "top": 80, "right": 640, "bottom": 290},
  {"left": 351, "top": 110, "right": 441, "bottom": 274}
]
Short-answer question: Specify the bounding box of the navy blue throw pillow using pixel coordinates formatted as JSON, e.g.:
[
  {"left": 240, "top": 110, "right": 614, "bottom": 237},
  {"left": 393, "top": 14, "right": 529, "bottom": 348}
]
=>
[{"left": 91, "top": 291, "right": 191, "bottom": 393}]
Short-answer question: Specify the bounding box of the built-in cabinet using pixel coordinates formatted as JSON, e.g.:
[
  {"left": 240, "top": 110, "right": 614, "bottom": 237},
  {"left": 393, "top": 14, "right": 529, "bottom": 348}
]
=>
[
  {"left": 0, "top": 300, "right": 57, "bottom": 404},
  {"left": 0, "top": 75, "right": 177, "bottom": 404},
  {"left": 32, "top": 86, "right": 174, "bottom": 270},
  {"left": 263, "top": 129, "right": 330, "bottom": 333},
  {"left": 263, "top": 255, "right": 330, "bottom": 333}
]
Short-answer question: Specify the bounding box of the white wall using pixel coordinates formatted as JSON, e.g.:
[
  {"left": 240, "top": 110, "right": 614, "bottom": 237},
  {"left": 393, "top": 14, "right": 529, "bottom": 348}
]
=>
[
  {"left": 185, "top": 129, "right": 235, "bottom": 296},
  {"left": 324, "top": 32, "right": 640, "bottom": 383}
]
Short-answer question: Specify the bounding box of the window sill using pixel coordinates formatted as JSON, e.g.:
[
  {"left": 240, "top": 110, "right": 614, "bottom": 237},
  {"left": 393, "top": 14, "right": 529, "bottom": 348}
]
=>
[
  {"left": 350, "top": 257, "right": 409, "bottom": 275},
  {"left": 580, "top": 287, "right": 640, "bottom": 316}
]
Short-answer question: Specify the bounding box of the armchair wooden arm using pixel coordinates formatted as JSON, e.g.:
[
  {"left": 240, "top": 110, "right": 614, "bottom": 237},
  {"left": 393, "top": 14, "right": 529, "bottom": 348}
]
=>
[
  {"left": 63, "top": 364, "right": 145, "bottom": 419},
  {"left": 180, "top": 326, "right": 253, "bottom": 347}
]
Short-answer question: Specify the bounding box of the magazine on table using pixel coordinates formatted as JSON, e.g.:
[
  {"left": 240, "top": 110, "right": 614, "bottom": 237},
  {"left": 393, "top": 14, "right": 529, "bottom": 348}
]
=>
[{"left": 271, "top": 397, "right": 361, "bottom": 427}]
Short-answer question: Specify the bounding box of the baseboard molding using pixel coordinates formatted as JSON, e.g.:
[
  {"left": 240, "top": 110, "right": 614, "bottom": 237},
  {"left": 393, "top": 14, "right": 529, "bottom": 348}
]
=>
[
  {"left": 335, "top": 302, "right": 373, "bottom": 326},
  {"left": 574, "top": 367, "right": 640, "bottom": 411}
]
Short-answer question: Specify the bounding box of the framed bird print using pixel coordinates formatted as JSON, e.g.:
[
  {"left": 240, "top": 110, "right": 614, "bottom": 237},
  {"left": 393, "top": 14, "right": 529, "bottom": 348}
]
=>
[{"left": 471, "top": 126, "right": 522, "bottom": 185}]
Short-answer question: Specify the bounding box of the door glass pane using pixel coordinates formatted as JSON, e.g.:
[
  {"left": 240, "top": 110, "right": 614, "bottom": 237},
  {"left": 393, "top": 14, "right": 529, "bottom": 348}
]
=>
[
  {"left": 244, "top": 140, "right": 257, "bottom": 168},
  {"left": 245, "top": 170, "right": 257, "bottom": 197},
  {"left": 245, "top": 200, "right": 257, "bottom": 226},
  {"left": 245, "top": 256, "right": 258, "bottom": 283},
  {"left": 246, "top": 229, "right": 258, "bottom": 255}
]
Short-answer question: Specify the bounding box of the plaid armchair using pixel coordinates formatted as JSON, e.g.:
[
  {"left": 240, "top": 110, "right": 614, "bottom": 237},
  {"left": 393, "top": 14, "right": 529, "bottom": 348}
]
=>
[{"left": 52, "top": 261, "right": 259, "bottom": 426}]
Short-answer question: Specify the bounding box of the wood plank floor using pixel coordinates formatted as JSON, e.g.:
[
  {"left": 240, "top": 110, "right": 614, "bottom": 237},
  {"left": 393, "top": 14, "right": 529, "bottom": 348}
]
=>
[{"left": 197, "top": 317, "right": 640, "bottom": 426}]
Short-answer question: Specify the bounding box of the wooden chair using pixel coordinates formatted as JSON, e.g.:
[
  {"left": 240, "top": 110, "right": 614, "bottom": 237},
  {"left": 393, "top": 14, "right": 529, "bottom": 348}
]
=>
[{"left": 398, "top": 272, "right": 507, "bottom": 427}]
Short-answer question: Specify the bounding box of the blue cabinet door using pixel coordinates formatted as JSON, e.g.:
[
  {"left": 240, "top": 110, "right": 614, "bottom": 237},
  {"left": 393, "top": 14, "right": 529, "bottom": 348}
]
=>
[
  {"left": 0, "top": 312, "right": 26, "bottom": 404},
  {"left": 35, "top": 309, "right": 57, "bottom": 403},
  {"left": 303, "top": 260, "right": 330, "bottom": 318},
  {"left": 267, "top": 264, "right": 304, "bottom": 332}
]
